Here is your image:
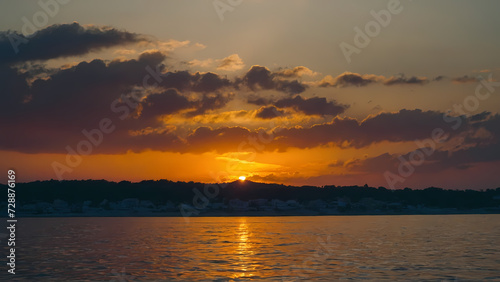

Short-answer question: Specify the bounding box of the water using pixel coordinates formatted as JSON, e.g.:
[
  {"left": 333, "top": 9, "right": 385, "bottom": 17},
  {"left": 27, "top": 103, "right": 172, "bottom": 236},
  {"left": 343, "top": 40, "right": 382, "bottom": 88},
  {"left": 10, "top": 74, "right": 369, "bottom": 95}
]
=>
[{"left": 8, "top": 215, "right": 500, "bottom": 281}]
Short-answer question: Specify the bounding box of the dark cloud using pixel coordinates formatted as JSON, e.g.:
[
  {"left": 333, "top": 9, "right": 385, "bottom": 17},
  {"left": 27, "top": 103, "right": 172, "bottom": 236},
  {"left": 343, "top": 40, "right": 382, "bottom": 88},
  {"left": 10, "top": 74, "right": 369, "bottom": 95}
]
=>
[
  {"left": 383, "top": 75, "right": 428, "bottom": 86},
  {"left": 158, "top": 71, "right": 232, "bottom": 93},
  {"left": 0, "top": 65, "right": 30, "bottom": 105},
  {"left": 248, "top": 95, "right": 347, "bottom": 117},
  {"left": 247, "top": 96, "right": 271, "bottom": 106},
  {"left": 0, "top": 51, "right": 235, "bottom": 154},
  {"left": 349, "top": 142, "right": 500, "bottom": 175},
  {"left": 274, "top": 95, "right": 347, "bottom": 117},
  {"left": 471, "top": 113, "right": 500, "bottom": 141},
  {"left": 255, "top": 106, "right": 285, "bottom": 119},
  {"left": 138, "top": 51, "right": 167, "bottom": 66},
  {"left": 270, "top": 109, "right": 474, "bottom": 150},
  {"left": 335, "top": 113, "right": 500, "bottom": 174},
  {"left": 242, "top": 65, "right": 274, "bottom": 90},
  {"left": 139, "top": 89, "right": 192, "bottom": 120},
  {"left": 186, "top": 93, "right": 234, "bottom": 117},
  {"left": 0, "top": 22, "right": 148, "bottom": 65},
  {"left": 3, "top": 92, "right": 498, "bottom": 155},
  {"left": 469, "top": 111, "right": 491, "bottom": 122},
  {"left": 322, "top": 72, "right": 378, "bottom": 87},
  {"left": 319, "top": 72, "right": 428, "bottom": 87},
  {"left": 139, "top": 88, "right": 233, "bottom": 119},
  {"left": 240, "top": 65, "right": 307, "bottom": 95},
  {"left": 275, "top": 66, "right": 316, "bottom": 78},
  {"left": 172, "top": 109, "right": 499, "bottom": 154},
  {"left": 452, "top": 75, "right": 478, "bottom": 84},
  {"left": 0, "top": 53, "right": 167, "bottom": 153},
  {"left": 191, "top": 72, "right": 232, "bottom": 93},
  {"left": 275, "top": 79, "right": 307, "bottom": 95},
  {"left": 0, "top": 21, "right": 497, "bottom": 161}
]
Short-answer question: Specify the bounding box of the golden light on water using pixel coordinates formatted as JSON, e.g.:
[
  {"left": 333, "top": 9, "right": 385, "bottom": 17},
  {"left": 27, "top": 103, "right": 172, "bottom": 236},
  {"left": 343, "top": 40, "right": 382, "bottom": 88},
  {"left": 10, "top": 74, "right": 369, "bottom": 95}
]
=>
[{"left": 231, "top": 218, "right": 256, "bottom": 279}]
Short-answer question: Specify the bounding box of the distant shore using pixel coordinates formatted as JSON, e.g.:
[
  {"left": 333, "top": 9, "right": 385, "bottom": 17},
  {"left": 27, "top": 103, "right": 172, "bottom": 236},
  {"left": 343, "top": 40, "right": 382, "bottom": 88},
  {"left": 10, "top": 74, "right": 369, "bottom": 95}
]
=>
[
  {"left": 13, "top": 208, "right": 500, "bottom": 218},
  {"left": 5, "top": 179, "right": 500, "bottom": 219}
]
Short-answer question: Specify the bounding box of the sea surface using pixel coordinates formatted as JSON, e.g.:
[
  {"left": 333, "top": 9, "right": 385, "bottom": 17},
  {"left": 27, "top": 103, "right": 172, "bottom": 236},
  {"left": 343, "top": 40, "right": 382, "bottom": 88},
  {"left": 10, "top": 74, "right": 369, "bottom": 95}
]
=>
[{"left": 7, "top": 215, "right": 500, "bottom": 281}]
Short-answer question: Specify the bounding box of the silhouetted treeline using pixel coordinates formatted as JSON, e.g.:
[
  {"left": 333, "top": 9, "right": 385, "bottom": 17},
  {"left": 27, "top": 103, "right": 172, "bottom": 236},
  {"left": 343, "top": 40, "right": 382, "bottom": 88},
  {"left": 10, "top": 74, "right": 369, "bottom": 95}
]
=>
[{"left": 2, "top": 179, "right": 500, "bottom": 209}]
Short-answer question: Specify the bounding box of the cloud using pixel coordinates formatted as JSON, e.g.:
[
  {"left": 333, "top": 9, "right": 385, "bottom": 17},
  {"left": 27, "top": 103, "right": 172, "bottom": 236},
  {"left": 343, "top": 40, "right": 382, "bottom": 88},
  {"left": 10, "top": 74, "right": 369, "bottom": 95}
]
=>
[
  {"left": 114, "top": 49, "right": 137, "bottom": 56},
  {"left": 319, "top": 72, "right": 382, "bottom": 87},
  {"left": 274, "top": 96, "right": 347, "bottom": 117},
  {"left": 187, "top": 54, "right": 245, "bottom": 71},
  {"left": 191, "top": 72, "right": 233, "bottom": 93},
  {"left": 242, "top": 65, "right": 275, "bottom": 90},
  {"left": 139, "top": 89, "right": 234, "bottom": 119},
  {"left": 334, "top": 113, "right": 500, "bottom": 174},
  {"left": 452, "top": 75, "right": 478, "bottom": 84},
  {"left": 155, "top": 39, "right": 192, "bottom": 51},
  {"left": 349, "top": 141, "right": 500, "bottom": 175},
  {"left": 275, "top": 66, "right": 318, "bottom": 78},
  {"left": 318, "top": 72, "right": 428, "bottom": 87},
  {"left": 240, "top": 65, "right": 307, "bottom": 95},
  {"left": 138, "top": 39, "right": 198, "bottom": 54},
  {"left": 248, "top": 94, "right": 347, "bottom": 117},
  {"left": 2, "top": 66, "right": 499, "bottom": 159},
  {"left": 383, "top": 75, "right": 428, "bottom": 86},
  {"left": 255, "top": 106, "right": 285, "bottom": 119},
  {"left": 152, "top": 70, "right": 232, "bottom": 93},
  {"left": 1, "top": 21, "right": 498, "bottom": 160},
  {"left": 137, "top": 50, "right": 167, "bottom": 65},
  {"left": 0, "top": 52, "right": 235, "bottom": 154},
  {"left": 186, "top": 93, "right": 235, "bottom": 117},
  {"left": 275, "top": 80, "right": 307, "bottom": 95},
  {"left": 0, "top": 65, "right": 31, "bottom": 105},
  {"left": 0, "top": 22, "right": 148, "bottom": 65},
  {"left": 187, "top": 58, "right": 214, "bottom": 68},
  {"left": 217, "top": 54, "right": 245, "bottom": 71},
  {"left": 247, "top": 95, "right": 271, "bottom": 106},
  {"left": 139, "top": 89, "right": 192, "bottom": 120},
  {"left": 178, "top": 109, "right": 499, "bottom": 154},
  {"left": 270, "top": 109, "right": 480, "bottom": 150}
]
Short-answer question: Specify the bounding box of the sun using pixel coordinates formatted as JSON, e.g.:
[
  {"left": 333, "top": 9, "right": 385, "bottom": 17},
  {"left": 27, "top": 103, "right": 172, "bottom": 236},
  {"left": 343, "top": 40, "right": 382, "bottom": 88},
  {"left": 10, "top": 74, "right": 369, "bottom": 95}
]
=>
[{"left": 238, "top": 176, "right": 246, "bottom": 181}]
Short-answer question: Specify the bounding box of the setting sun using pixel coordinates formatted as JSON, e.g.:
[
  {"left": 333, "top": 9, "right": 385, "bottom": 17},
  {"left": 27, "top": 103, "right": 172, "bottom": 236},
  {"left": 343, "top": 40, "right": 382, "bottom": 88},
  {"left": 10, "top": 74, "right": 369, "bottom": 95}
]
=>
[{"left": 239, "top": 176, "right": 246, "bottom": 181}]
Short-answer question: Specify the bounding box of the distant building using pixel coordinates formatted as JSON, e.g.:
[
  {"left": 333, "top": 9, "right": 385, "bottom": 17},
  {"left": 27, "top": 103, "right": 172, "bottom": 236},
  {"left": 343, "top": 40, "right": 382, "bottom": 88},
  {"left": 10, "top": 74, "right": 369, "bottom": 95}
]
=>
[
  {"left": 53, "top": 199, "right": 69, "bottom": 211},
  {"left": 229, "top": 199, "right": 249, "bottom": 211},
  {"left": 307, "top": 199, "right": 327, "bottom": 209},
  {"left": 121, "top": 198, "right": 140, "bottom": 209},
  {"left": 140, "top": 200, "right": 155, "bottom": 209},
  {"left": 208, "top": 202, "right": 227, "bottom": 210}
]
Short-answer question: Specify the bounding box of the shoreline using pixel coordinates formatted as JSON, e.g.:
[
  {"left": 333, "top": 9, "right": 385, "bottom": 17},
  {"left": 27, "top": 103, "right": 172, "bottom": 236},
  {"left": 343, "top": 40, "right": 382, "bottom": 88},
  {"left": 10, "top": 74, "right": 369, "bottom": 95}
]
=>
[{"left": 11, "top": 208, "right": 500, "bottom": 218}]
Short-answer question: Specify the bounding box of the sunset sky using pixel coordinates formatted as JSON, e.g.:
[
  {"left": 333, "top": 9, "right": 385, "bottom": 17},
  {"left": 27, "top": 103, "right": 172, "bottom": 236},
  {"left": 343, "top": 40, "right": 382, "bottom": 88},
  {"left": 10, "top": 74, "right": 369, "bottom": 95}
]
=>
[{"left": 1, "top": 0, "right": 499, "bottom": 189}]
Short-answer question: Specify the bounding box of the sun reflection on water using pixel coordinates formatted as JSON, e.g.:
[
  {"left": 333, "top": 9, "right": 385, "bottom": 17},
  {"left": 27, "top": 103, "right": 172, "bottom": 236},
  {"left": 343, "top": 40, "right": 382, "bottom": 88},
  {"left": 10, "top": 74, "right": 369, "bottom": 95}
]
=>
[{"left": 231, "top": 218, "right": 257, "bottom": 279}]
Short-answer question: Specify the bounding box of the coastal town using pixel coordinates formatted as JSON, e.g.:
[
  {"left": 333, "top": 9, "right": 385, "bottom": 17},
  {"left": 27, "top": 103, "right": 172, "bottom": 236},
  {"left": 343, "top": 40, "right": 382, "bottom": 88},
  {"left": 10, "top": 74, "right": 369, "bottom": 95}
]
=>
[{"left": 5, "top": 180, "right": 500, "bottom": 217}]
